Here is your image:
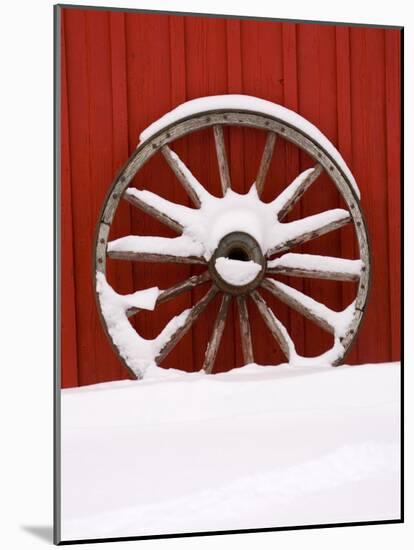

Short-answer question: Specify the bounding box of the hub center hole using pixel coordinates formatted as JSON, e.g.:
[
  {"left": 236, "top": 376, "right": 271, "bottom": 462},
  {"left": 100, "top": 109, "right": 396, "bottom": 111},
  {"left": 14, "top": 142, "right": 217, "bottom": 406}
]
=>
[{"left": 227, "top": 247, "right": 250, "bottom": 262}]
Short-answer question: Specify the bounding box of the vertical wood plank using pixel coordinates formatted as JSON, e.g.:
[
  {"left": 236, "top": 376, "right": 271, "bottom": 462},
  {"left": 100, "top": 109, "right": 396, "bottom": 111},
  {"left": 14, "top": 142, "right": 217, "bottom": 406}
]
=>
[
  {"left": 385, "top": 29, "right": 401, "bottom": 361},
  {"left": 226, "top": 19, "right": 245, "bottom": 193},
  {"left": 239, "top": 19, "right": 287, "bottom": 367},
  {"left": 184, "top": 15, "right": 235, "bottom": 372},
  {"left": 125, "top": 12, "right": 195, "bottom": 372},
  {"left": 168, "top": 14, "right": 196, "bottom": 370},
  {"left": 65, "top": 8, "right": 124, "bottom": 385},
  {"left": 85, "top": 9, "right": 124, "bottom": 384},
  {"left": 169, "top": 16, "right": 187, "bottom": 107},
  {"left": 109, "top": 12, "right": 129, "bottom": 171},
  {"left": 350, "top": 27, "right": 391, "bottom": 363},
  {"left": 108, "top": 11, "right": 135, "bottom": 379},
  {"left": 64, "top": 8, "right": 98, "bottom": 386},
  {"left": 226, "top": 18, "right": 245, "bottom": 368},
  {"left": 297, "top": 23, "right": 342, "bottom": 357},
  {"left": 125, "top": 10, "right": 173, "bottom": 345},
  {"left": 335, "top": 25, "right": 359, "bottom": 364},
  {"left": 61, "top": 11, "right": 79, "bottom": 388},
  {"left": 282, "top": 23, "right": 306, "bottom": 358},
  {"left": 240, "top": 19, "right": 284, "bottom": 198}
]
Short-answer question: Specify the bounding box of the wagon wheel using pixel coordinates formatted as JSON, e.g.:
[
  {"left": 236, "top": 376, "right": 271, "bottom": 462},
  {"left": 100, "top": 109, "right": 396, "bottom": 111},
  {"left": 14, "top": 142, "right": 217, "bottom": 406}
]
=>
[{"left": 94, "top": 95, "right": 371, "bottom": 380}]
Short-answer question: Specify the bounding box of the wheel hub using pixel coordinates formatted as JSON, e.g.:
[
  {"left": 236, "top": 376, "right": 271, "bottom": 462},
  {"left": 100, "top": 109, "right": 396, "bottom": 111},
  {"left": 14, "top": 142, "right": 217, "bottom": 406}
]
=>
[{"left": 208, "top": 231, "right": 266, "bottom": 295}]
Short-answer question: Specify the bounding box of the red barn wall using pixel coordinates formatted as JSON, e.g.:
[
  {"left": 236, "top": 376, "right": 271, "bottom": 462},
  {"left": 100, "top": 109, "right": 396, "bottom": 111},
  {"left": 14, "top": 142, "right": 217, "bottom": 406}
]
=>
[{"left": 60, "top": 7, "right": 401, "bottom": 388}]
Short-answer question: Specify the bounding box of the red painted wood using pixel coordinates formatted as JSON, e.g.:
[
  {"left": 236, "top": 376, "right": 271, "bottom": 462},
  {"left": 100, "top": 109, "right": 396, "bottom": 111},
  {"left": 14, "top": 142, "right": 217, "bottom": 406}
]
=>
[
  {"left": 107, "top": 11, "right": 135, "bottom": 380},
  {"left": 124, "top": 12, "right": 196, "bottom": 371},
  {"left": 64, "top": 9, "right": 133, "bottom": 385},
  {"left": 335, "top": 25, "right": 359, "bottom": 364},
  {"left": 241, "top": 19, "right": 287, "bottom": 366},
  {"left": 166, "top": 14, "right": 199, "bottom": 370},
  {"left": 297, "top": 23, "right": 342, "bottom": 357},
  {"left": 281, "top": 23, "right": 306, "bottom": 358},
  {"left": 225, "top": 18, "right": 244, "bottom": 367},
  {"left": 169, "top": 16, "right": 187, "bottom": 107},
  {"left": 184, "top": 15, "right": 236, "bottom": 371},
  {"left": 350, "top": 28, "right": 391, "bottom": 363},
  {"left": 61, "top": 16, "right": 78, "bottom": 388},
  {"left": 385, "top": 30, "right": 401, "bottom": 361},
  {"left": 64, "top": 9, "right": 102, "bottom": 386},
  {"left": 60, "top": 8, "right": 401, "bottom": 386}
]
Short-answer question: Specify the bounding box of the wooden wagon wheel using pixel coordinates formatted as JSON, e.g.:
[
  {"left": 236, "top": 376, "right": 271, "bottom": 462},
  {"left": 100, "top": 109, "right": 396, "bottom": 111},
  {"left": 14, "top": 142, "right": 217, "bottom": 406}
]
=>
[{"left": 94, "top": 95, "right": 371, "bottom": 380}]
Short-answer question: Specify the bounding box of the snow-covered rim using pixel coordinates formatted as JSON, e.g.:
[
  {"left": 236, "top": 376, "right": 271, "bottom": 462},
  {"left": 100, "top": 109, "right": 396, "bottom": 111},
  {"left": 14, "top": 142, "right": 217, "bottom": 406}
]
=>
[
  {"left": 94, "top": 95, "right": 371, "bottom": 380},
  {"left": 138, "top": 95, "right": 360, "bottom": 199}
]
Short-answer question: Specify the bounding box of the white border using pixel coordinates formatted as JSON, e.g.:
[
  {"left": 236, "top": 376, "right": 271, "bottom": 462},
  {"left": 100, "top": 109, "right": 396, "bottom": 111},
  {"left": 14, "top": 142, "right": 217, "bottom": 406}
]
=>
[{"left": 0, "top": 1, "right": 409, "bottom": 549}]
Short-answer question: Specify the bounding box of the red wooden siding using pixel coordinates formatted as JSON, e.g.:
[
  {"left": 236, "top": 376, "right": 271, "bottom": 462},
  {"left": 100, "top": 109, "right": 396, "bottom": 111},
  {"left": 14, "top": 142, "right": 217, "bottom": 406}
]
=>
[{"left": 60, "top": 7, "right": 401, "bottom": 388}]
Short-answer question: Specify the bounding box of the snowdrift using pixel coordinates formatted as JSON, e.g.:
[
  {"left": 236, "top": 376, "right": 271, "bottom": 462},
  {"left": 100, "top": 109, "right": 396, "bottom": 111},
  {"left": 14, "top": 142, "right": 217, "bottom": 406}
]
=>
[{"left": 61, "top": 362, "right": 400, "bottom": 540}]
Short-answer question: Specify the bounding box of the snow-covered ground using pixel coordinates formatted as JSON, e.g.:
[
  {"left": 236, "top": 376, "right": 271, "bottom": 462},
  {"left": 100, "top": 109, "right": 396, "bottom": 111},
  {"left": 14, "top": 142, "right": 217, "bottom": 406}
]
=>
[{"left": 60, "top": 362, "right": 400, "bottom": 541}]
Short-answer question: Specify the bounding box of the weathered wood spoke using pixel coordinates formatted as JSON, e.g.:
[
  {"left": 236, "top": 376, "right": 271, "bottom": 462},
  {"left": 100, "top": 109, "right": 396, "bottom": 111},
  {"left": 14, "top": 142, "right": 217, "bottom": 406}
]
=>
[
  {"left": 203, "top": 294, "right": 231, "bottom": 374},
  {"left": 268, "top": 209, "right": 351, "bottom": 256},
  {"left": 123, "top": 188, "right": 194, "bottom": 234},
  {"left": 255, "top": 131, "right": 277, "bottom": 196},
  {"left": 107, "top": 249, "right": 206, "bottom": 264},
  {"left": 127, "top": 271, "right": 211, "bottom": 318},
  {"left": 250, "top": 291, "right": 291, "bottom": 360},
  {"left": 275, "top": 165, "right": 323, "bottom": 221},
  {"left": 161, "top": 145, "right": 205, "bottom": 208},
  {"left": 107, "top": 234, "right": 205, "bottom": 265},
  {"left": 156, "top": 286, "right": 218, "bottom": 364},
  {"left": 236, "top": 295, "right": 254, "bottom": 364},
  {"left": 213, "top": 125, "right": 231, "bottom": 195},
  {"left": 261, "top": 278, "right": 335, "bottom": 334},
  {"left": 267, "top": 253, "right": 362, "bottom": 282}
]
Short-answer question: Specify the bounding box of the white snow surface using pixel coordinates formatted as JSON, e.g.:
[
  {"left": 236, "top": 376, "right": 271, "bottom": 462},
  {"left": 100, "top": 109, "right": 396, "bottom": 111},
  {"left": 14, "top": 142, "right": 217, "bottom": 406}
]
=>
[
  {"left": 271, "top": 167, "right": 316, "bottom": 213},
  {"left": 138, "top": 95, "right": 360, "bottom": 198},
  {"left": 96, "top": 272, "right": 159, "bottom": 311},
  {"left": 125, "top": 187, "right": 197, "bottom": 226},
  {"left": 268, "top": 208, "right": 350, "bottom": 253},
  {"left": 104, "top": 182, "right": 358, "bottom": 371},
  {"left": 110, "top": 183, "right": 350, "bottom": 263},
  {"left": 215, "top": 257, "right": 262, "bottom": 286},
  {"left": 262, "top": 278, "right": 356, "bottom": 367},
  {"left": 266, "top": 279, "right": 355, "bottom": 339},
  {"left": 96, "top": 272, "right": 190, "bottom": 378},
  {"left": 107, "top": 234, "right": 204, "bottom": 259},
  {"left": 61, "top": 362, "right": 400, "bottom": 540},
  {"left": 268, "top": 253, "right": 363, "bottom": 276}
]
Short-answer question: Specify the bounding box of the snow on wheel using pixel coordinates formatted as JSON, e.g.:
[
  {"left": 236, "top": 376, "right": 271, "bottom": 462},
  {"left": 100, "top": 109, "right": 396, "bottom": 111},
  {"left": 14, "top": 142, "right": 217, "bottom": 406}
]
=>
[{"left": 94, "top": 95, "right": 371, "bottom": 379}]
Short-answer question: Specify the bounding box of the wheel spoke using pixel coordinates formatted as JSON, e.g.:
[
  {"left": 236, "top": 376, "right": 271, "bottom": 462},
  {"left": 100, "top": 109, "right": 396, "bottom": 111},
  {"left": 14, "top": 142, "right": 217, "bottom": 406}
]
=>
[
  {"left": 203, "top": 294, "right": 231, "bottom": 374},
  {"left": 213, "top": 125, "right": 231, "bottom": 195},
  {"left": 255, "top": 131, "right": 277, "bottom": 196},
  {"left": 107, "top": 235, "right": 205, "bottom": 264},
  {"left": 108, "top": 250, "right": 205, "bottom": 264},
  {"left": 250, "top": 291, "right": 292, "bottom": 360},
  {"left": 261, "top": 278, "right": 336, "bottom": 334},
  {"left": 271, "top": 165, "right": 323, "bottom": 221},
  {"left": 124, "top": 188, "right": 197, "bottom": 234},
  {"left": 161, "top": 145, "right": 208, "bottom": 207},
  {"left": 268, "top": 208, "right": 351, "bottom": 256},
  {"left": 236, "top": 295, "right": 254, "bottom": 365},
  {"left": 156, "top": 286, "right": 218, "bottom": 364},
  {"left": 267, "top": 253, "right": 363, "bottom": 282},
  {"left": 127, "top": 271, "right": 211, "bottom": 318}
]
